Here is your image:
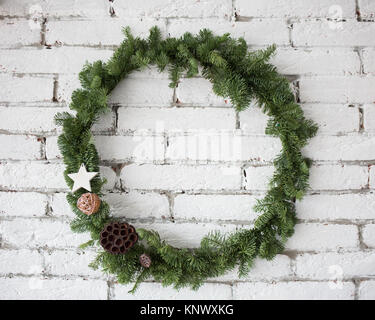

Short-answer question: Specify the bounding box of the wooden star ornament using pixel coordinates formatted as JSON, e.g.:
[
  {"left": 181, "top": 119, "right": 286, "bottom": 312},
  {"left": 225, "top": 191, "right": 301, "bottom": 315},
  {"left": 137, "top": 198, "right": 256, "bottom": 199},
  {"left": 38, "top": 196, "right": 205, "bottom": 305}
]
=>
[{"left": 67, "top": 164, "right": 98, "bottom": 192}]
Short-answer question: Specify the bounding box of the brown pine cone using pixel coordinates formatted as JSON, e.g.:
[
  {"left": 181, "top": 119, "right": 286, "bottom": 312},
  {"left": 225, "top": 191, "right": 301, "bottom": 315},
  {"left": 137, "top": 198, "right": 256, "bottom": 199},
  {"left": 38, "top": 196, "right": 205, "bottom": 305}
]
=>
[
  {"left": 77, "top": 193, "right": 101, "bottom": 216},
  {"left": 139, "top": 253, "right": 151, "bottom": 268},
  {"left": 100, "top": 222, "right": 138, "bottom": 255}
]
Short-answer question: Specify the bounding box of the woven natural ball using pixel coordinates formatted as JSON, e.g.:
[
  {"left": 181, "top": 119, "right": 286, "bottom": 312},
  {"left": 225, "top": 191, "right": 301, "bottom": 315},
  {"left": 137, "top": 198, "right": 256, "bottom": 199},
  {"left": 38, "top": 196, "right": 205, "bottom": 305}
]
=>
[
  {"left": 100, "top": 222, "right": 138, "bottom": 255},
  {"left": 77, "top": 193, "right": 101, "bottom": 215},
  {"left": 139, "top": 253, "right": 151, "bottom": 268}
]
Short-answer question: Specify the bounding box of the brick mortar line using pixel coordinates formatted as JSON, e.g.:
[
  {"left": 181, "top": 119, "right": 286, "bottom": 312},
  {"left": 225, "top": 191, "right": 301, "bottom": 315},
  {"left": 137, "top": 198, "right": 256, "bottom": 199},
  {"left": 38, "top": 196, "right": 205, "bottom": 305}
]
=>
[
  {"left": 5, "top": 43, "right": 375, "bottom": 50},
  {"left": 2, "top": 246, "right": 375, "bottom": 254},
  {"left": 354, "top": 47, "right": 365, "bottom": 74},
  {"left": 0, "top": 273, "right": 371, "bottom": 286},
  {"left": 354, "top": 280, "right": 360, "bottom": 300},
  {"left": 3, "top": 72, "right": 375, "bottom": 79},
  {"left": 1, "top": 214, "right": 374, "bottom": 226},
  {"left": 0, "top": 102, "right": 65, "bottom": 108},
  {"left": 2, "top": 188, "right": 374, "bottom": 196},
  {"left": 3, "top": 158, "right": 375, "bottom": 166},
  {"left": 2, "top": 16, "right": 370, "bottom": 22},
  {"left": 6, "top": 245, "right": 371, "bottom": 255},
  {"left": 1, "top": 216, "right": 375, "bottom": 230},
  {"left": 1, "top": 46, "right": 375, "bottom": 54},
  {"left": 0, "top": 101, "right": 367, "bottom": 108},
  {"left": 2, "top": 129, "right": 373, "bottom": 137},
  {"left": 0, "top": 186, "right": 373, "bottom": 195},
  {"left": 355, "top": 0, "right": 362, "bottom": 22},
  {"left": 46, "top": 131, "right": 375, "bottom": 137}
]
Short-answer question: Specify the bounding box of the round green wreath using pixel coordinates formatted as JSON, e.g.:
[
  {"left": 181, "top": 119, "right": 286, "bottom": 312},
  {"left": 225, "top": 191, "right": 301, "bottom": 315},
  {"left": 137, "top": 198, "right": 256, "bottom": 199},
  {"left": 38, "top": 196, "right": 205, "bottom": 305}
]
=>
[{"left": 55, "top": 26, "right": 318, "bottom": 293}]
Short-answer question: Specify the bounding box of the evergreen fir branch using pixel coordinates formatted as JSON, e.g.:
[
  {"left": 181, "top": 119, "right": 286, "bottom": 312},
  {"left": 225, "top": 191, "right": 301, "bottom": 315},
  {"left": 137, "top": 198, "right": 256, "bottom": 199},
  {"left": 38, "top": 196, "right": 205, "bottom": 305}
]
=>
[{"left": 55, "top": 26, "right": 318, "bottom": 293}]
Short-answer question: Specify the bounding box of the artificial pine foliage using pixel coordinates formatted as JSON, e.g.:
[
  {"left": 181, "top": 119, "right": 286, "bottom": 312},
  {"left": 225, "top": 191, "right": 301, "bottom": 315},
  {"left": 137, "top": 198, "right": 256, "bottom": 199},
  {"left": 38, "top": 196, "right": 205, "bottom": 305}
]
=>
[{"left": 56, "top": 26, "right": 318, "bottom": 293}]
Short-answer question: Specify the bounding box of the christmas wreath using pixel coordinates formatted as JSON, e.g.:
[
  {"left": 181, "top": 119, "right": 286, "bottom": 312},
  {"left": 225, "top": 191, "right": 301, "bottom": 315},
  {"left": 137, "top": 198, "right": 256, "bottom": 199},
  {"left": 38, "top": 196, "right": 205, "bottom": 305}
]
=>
[{"left": 55, "top": 27, "right": 317, "bottom": 293}]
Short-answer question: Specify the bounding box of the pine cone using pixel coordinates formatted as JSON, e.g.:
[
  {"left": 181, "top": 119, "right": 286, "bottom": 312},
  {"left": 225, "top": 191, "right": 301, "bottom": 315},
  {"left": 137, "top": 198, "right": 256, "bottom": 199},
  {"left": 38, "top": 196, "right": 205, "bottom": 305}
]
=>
[
  {"left": 100, "top": 222, "right": 138, "bottom": 254},
  {"left": 139, "top": 253, "right": 151, "bottom": 268},
  {"left": 77, "top": 193, "right": 101, "bottom": 216}
]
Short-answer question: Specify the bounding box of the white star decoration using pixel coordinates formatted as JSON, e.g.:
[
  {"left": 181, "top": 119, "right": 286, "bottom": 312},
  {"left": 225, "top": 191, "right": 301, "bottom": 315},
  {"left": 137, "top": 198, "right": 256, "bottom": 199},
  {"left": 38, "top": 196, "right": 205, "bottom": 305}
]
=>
[{"left": 67, "top": 164, "right": 98, "bottom": 192}]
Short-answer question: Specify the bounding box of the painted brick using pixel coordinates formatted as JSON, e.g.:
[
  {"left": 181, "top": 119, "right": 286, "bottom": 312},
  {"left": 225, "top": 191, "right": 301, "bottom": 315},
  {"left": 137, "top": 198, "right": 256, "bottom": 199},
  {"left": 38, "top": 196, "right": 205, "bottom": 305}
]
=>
[
  {"left": 0, "top": 162, "right": 67, "bottom": 191},
  {"left": 0, "top": 249, "right": 43, "bottom": 275},
  {"left": 235, "top": 0, "right": 355, "bottom": 18},
  {"left": 293, "top": 21, "right": 375, "bottom": 47},
  {"left": 0, "top": 47, "right": 113, "bottom": 74},
  {"left": 0, "top": 192, "right": 47, "bottom": 217},
  {"left": 0, "top": 162, "right": 115, "bottom": 192},
  {"left": 209, "top": 255, "right": 292, "bottom": 281},
  {"left": 233, "top": 281, "right": 355, "bottom": 300},
  {"left": 358, "top": 281, "right": 375, "bottom": 300},
  {"left": 0, "top": 19, "right": 41, "bottom": 47},
  {"left": 168, "top": 19, "right": 290, "bottom": 46},
  {"left": 98, "top": 166, "right": 117, "bottom": 191},
  {"left": 297, "top": 194, "right": 375, "bottom": 221},
  {"left": 166, "top": 135, "right": 281, "bottom": 162},
  {"left": 55, "top": 74, "right": 80, "bottom": 104},
  {"left": 244, "top": 165, "right": 367, "bottom": 191},
  {"left": 308, "top": 165, "right": 368, "bottom": 190},
  {"left": 363, "top": 104, "right": 375, "bottom": 132},
  {"left": 304, "top": 136, "right": 375, "bottom": 161},
  {"left": 49, "top": 109, "right": 114, "bottom": 135},
  {"left": 0, "top": 74, "right": 53, "bottom": 103},
  {"left": 120, "top": 164, "right": 242, "bottom": 191},
  {"left": 136, "top": 222, "right": 238, "bottom": 248},
  {"left": 370, "top": 166, "right": 375, "bottom": 189},
  {"left": 240, "top": 104, "right": 359, "bottom": 135},
  {"left": 174, "top": 194, "right": 259, "bottom": 222},
  {"left": 0, "top": 106, "right": 65, "bottom": 134},
  {"left": 91, "top": 111, "right": 116, "bottom": 133},
  {"left": 113, "top": 0, "right": 232, "bottom": 19},
  {"left": 285, "top": 223, "right": 359, "bottom": 251},
  {"left": 0, "top": 0, "right": 232, "bottom": 20},
  {"left": 126, "top": 66, "right": 170, "bottom": 79},
  {"left": 295, "top": 252, "right": 375, "bottom": 279},
  {"left": 0, "top": 0, "right": 39, "bottom": 16},
  {"left": 358, "top": 0, "right": 375, "bottom": 20},
  {"left": 0, "top": 0, "right": 109, "bottom": 18},
  {"left": 46, "top": 116, "right": 116, "bottom": 159},
  {"left": 33, "top": 137, "right": 118, "bottom": 189},
  {"left": 239, "top": 104, "right": 269, "bottom": 134},
  {"left": 104, "top": 191, "right": 169, "bottom": 220},
  {"left": 243, "top": 166, "right": 274, "bottom": 190},
  {"left": 299, "top": 77, "right": 375, "bottom": 104},
  {"left": 50, "top": 187, "right": 121, "bottom": 216},
  {"left": 0, "top": 219, "right": 90, "bottom": 249},
  {"left": 363, "top": 49, "right": 375, "bottom": 74},
  {"left": 109, "top": 78, "right": 174, "bottom": 107},
  {"left": 113, "top": 282, "right": 232, "bottom": 300},
  {"left": 44, "top": 250, "right": 102, "bottom": 277},
  {"left": 271, "top": 48, "right": 359, "bottom": 75},
  {"left": 362, "top": 224, "right": 375, "bottom": 247},
  {"left": 0, "top": 278, "right": 107, "bottom": 300},
  {"left": 302, "top": 104, "right": 359, "bottom": 134},
  {"left": 95, "top": 135, "right": 165, "bottom": 162},
  {"left": 175, "top": 77, "right": 228, "bottom": 107},
  {"left": 117, "top": 107, "right": 236, "bottom": 133},
  {"left": 0, "top": 134, "right": 42, "bottom": 160},
  {"left": 50, "top": 193, "right": 74, "bottom": 218},
  {"left": 46, "top": 19, "right": 167, "bottom": 46}
]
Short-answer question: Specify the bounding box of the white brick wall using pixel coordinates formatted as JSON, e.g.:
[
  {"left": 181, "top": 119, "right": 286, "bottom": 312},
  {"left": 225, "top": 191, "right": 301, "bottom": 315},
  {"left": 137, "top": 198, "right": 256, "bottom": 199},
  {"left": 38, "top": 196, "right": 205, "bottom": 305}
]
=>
[
  {"left": 0, "top": 0, "right": 374, "bottom": 300},
  {"left": 234, "top": 0, "right": 356, "bottom": 19}
]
